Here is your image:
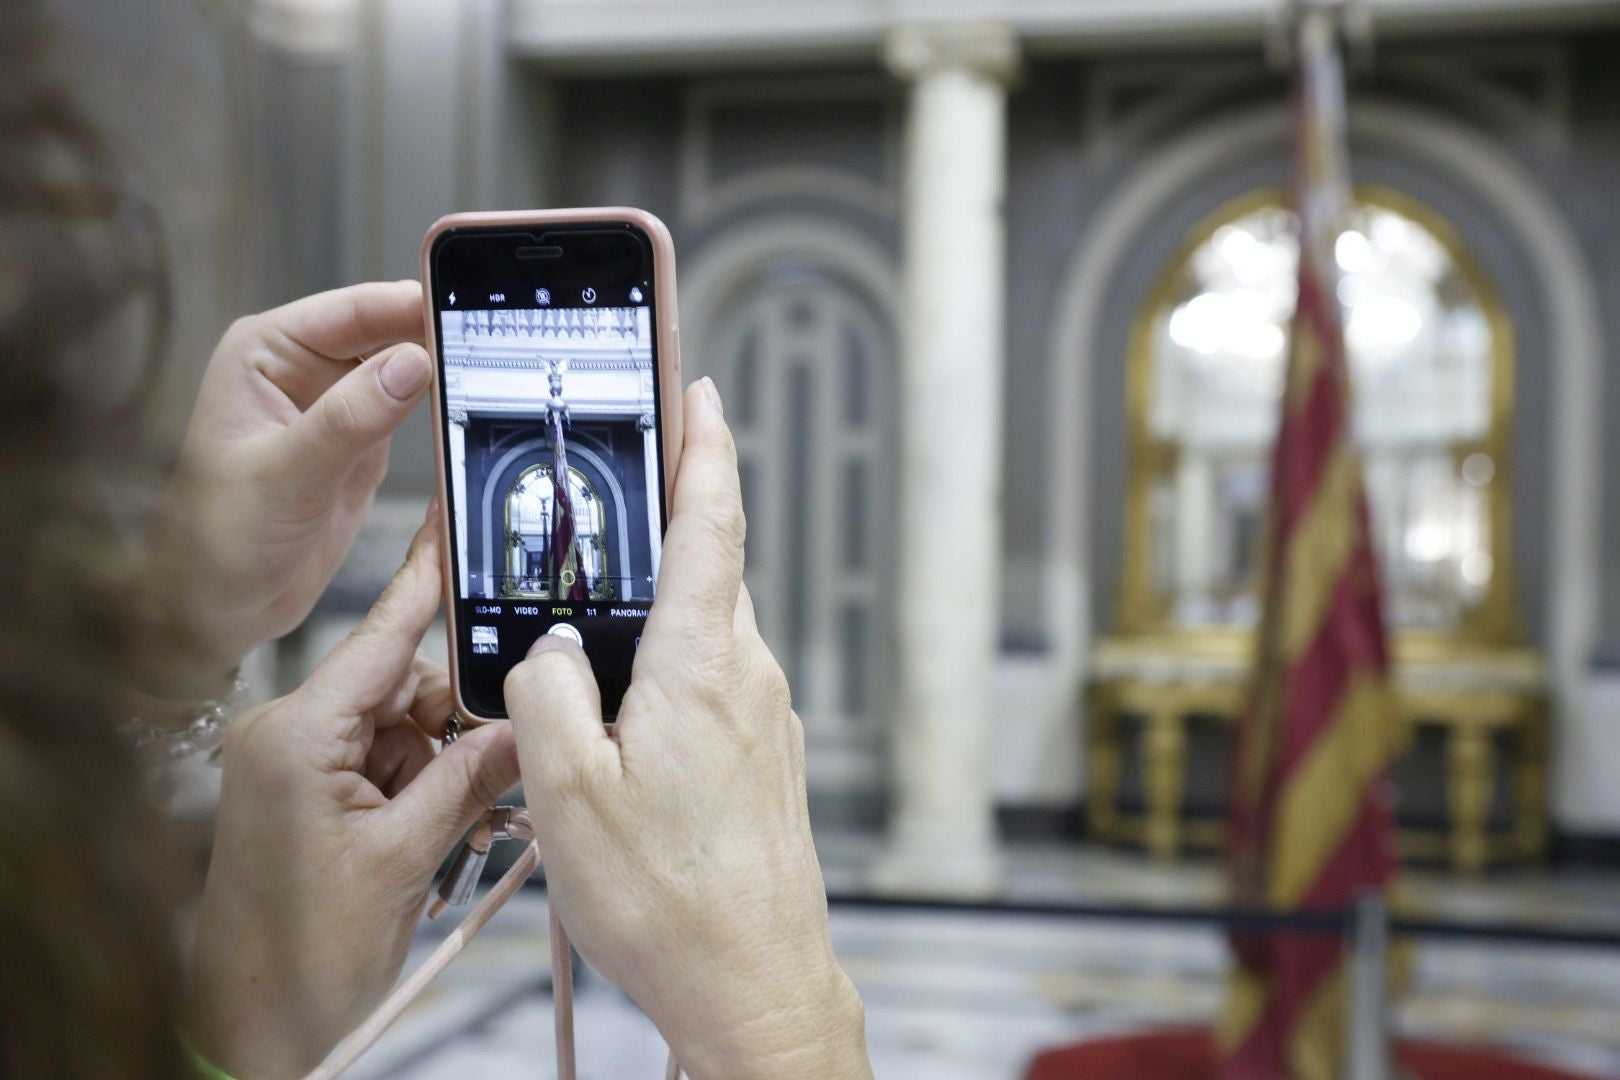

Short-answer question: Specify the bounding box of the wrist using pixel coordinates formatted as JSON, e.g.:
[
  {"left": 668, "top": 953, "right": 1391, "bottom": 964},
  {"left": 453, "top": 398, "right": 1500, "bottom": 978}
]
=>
[
  {"left": 148, "top": 480, "right": 262, "bottom": 668},
  {"left": 672, "top": 953, "right": 871, "bottom": 1080},
  {"left": 185, "top": 969, "right": 334, "bottom": 1080},
  {"left": 188, "top": 887, "right": 335, "bottom": 1080},
  {"left": 182, "top": 1034, "right": 243, "bottom": 1080}
]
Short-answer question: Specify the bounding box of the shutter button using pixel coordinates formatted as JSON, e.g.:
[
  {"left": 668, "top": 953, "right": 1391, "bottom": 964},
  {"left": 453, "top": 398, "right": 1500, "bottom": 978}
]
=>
[{"left": 545, "top": 623, "right": 583, "bottom": 647}]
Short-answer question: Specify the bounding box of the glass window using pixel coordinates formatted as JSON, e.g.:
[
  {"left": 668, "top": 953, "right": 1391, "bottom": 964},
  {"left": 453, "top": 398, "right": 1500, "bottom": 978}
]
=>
[{"left": 1124, "top": 189, "right": 1516, "bottom": 640}]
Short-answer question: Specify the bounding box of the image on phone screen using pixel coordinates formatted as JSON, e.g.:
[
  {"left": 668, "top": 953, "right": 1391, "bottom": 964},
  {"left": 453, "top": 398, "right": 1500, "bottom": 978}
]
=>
[{"left": 430, "top": 224, "right": 667, "bottom": 719}]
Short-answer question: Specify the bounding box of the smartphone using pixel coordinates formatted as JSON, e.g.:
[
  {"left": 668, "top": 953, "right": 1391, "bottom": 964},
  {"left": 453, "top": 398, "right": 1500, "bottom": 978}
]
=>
[{"left": 421, "top": 209, "right": 683, "bottom": 722}]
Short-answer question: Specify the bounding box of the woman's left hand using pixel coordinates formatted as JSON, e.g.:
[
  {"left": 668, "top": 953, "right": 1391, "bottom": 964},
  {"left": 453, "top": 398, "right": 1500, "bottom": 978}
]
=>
[
  {"left": 158, "top": 281, "right": 432, "bottom": 666},
  {"left": 186, "top": 515, "right": 518, "bottom": 1080}
]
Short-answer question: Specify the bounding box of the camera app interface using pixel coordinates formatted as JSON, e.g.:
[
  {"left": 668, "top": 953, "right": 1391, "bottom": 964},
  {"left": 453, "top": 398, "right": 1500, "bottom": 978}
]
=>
[{"left": 435, "top": 240, "right": 664, "bottom": 718}]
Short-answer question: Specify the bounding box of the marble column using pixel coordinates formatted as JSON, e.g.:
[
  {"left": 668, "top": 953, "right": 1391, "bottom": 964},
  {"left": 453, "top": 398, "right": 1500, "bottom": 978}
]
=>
[
  {"left": 640, "top": 411, "right": 661, "bottom": 597},
  {"left": 871, "top": 22, "right": 1019, "bottom": 899},
  {"left": 246, "top": 0, "right": 360, "bottom": 305},
  {"left": 446, "top": 407, "right": 472, "bottom": 594}
]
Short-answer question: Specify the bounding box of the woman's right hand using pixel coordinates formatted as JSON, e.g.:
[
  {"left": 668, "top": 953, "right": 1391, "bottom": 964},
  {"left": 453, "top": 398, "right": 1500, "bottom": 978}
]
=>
[{"left": 503, "top": 378, "right": 871, "bottom": 1080}]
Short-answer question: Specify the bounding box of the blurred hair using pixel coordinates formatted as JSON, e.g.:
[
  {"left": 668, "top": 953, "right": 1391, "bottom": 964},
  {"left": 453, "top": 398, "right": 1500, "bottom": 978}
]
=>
[{"left": 0, "top": 9, "right": 191, "bottom": 1078}]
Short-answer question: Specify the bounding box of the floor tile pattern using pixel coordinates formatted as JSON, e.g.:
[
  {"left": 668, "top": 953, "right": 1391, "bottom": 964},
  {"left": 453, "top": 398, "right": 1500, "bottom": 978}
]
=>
[{"left": 343, "top": 842, "right": 1620, "bottom": 1080}]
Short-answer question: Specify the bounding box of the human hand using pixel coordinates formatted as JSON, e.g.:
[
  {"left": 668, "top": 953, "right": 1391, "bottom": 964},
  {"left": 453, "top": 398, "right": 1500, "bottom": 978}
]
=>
[
  {"left": 158, "top": 281, "right": 430, "bottom": 666},
  {"left": 505, "top": 379, "right": 871, "bottom": 1080},
  {"left": 187, "top": 515, "right": 519, "bottom": 1079}
]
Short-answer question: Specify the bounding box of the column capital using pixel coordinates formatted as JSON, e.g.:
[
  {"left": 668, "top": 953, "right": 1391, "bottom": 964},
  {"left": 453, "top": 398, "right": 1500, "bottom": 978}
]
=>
[
  {"left": 448, "top": 406, "right": 468, "bottom": 426},
  {"left": 250, "top": 0, "right": 361, "bottom": 57},
  {"left": 884, "top": 21, "right": 1020, "bottom": 85}
]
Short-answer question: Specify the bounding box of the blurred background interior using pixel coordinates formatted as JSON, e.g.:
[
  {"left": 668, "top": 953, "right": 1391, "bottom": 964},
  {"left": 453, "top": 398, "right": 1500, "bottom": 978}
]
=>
[{"left": 43, "top": 0, "right": 1620, "bottom": 1075}]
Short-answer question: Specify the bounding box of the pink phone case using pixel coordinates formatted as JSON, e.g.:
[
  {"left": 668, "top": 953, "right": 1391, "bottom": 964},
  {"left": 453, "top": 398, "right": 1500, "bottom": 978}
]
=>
[{"left": 418, "top": 207, "right": 684, "bottom": 724}]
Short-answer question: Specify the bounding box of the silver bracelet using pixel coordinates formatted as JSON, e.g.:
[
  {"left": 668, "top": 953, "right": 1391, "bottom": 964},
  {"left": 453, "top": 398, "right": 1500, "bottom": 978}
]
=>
[{"left": 122, "top": 668, "right": 249, "bottom": 763}]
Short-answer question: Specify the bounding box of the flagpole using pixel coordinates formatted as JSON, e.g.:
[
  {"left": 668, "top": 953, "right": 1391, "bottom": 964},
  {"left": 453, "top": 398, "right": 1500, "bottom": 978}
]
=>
[
  {"left": 1345, "top": 890, "right": 1391, "bottom": 1080},
  {"left": 1268, "top": 0, "right": 1374, "bottom": 72},
  {"left": 1218, "top": 0, "right": 1397, "bottom": 1075},
  {"left": 1304, "top": 4, "right": 1390, "bottom": 1078}
]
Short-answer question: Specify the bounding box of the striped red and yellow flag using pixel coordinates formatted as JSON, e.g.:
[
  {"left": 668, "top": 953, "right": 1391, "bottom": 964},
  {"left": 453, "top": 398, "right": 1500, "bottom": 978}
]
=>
[{"left": 1216, "top": 9, "right": 1403, "bottom": 1079}]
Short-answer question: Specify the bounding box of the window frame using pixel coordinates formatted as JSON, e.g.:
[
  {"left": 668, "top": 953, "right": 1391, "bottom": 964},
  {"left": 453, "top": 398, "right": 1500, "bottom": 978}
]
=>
[{"left": 1117, "top": 184, "right": 1522, "bottom": 648}]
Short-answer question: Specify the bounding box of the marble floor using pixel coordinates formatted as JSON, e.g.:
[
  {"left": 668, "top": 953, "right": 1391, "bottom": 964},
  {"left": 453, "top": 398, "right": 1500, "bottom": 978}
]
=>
[{"left": 340, "top": 839, "right": 1620, "bottom": 1080}]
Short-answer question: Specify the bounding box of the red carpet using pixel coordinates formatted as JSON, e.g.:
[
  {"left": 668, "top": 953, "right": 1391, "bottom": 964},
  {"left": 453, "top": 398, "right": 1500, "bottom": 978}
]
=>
[{"left": 1025, "top": 1028, "right": 1610, "bottom": 1080}]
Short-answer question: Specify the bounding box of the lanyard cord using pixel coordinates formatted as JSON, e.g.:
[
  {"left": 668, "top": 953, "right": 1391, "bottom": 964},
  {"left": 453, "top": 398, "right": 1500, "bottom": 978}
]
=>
[{"left": 302, "top": 821, "right": 685, "bottom": 1080}]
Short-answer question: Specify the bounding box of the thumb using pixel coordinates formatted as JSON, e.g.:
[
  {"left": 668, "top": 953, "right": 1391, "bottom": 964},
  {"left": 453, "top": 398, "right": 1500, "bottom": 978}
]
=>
[
  {"left": 504, "top": 636, "right": 619, "bottom": 803},
  {"left": 283, "top": 342, "right": 431, "bottom": 473},
  {"left": 383, "top": 722, "right": 521, "bottom": 864}
]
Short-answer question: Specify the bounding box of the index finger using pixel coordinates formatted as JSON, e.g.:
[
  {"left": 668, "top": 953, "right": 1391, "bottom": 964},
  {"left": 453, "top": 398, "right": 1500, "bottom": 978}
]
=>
[
  {"left": 305, "top": 510, "right": 443, "bottom": 715},
  {"left": 643, "top": 378, "right": 745, "bottom": 644},
  {"left": 261, "top": 280, "right": 425, "bottom": 361}
]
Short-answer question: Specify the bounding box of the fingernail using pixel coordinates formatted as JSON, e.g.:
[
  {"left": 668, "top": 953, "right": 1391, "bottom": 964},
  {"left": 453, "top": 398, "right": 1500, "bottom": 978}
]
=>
[
  {"left": 527, "top": 633, "right": 577, "bottom": 659},
  {"left": 379, "top": 346, "right": 431, "bottom": 401},
  {"left": 696, "top": 376, "right": 723, "bottom": 418}
]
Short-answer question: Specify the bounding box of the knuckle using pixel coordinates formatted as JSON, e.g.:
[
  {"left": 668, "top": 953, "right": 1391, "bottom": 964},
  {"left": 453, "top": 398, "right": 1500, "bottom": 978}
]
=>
[
  {"left": 348, "top": 290, "right": 370, "bottom": 341},
  {"left": 504, "top": 650, "right": 584, "bottom": 720},
  {"left": 221, "top": 314, "right": 258, "bottom": 349},
  {"left": 719, "top": 495, "right": 748, "bottom": 550},
  {"left": 756, "top": 651, "right": 792, "bottom": 715},
  {"left": 325, "top": 388, "right": 367, "bottom": 443},
  {"left": 706, "top": 496, "right": 747, "bottom": 550},
  {"left": 460, "top": 744, "right": 507, "bottom": 809},
  {"left": 677, "top": 638, "right": 742, "bottom": 696},
  {"left": 347, "top": 605, "right": 391, "bottom": 649},
  {"left": 787, "top": 710, "right": 808, "bottom": 772},
  {"left": 502, "top": 662, "right": 541, "bottom": 714},
  {"left": 537, "top": 751, "right": 598, "bottom": 805}
]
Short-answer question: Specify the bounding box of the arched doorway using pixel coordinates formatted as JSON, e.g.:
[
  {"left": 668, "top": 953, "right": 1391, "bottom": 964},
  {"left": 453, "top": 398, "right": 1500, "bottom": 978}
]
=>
[
  {"left": 687, "top": 224, "right": 899, "bottom": 792},
  {"left": 501, "top": 461, "right": 612, "bottom": 600},
  {"left": 1045, "top": 102, "right": 1602, "bottom": 832},
  {"left": 1086, "top": 174, "right": 1556, "bottom": 868}
]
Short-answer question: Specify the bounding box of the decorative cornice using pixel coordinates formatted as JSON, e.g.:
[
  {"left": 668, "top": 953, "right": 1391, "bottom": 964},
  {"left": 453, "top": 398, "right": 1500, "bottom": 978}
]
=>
[
  {"left": 453, "top": 306, "right": 641, "bottom": 342},
  {"left": 446, "top": 353, "right": 652, "bottom": 373},
  {"left": 508, "top": 1, "right": 1620, "bottom": 68},
  {"left": 885, "top": 21, "right": 1019, "bottom": 84}
]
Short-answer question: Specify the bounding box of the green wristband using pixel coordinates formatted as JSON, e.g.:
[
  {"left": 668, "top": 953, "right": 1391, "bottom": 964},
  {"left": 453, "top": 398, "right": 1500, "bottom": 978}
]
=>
[{"left": 182, "top": 1036, "right": 241, "bottom": 1080}]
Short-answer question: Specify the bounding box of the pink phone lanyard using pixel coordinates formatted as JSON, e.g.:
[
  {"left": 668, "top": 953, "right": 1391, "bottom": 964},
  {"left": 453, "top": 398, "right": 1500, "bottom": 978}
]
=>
[{"left": 302, "top": 807, "right": 685, "bottom": 1080}]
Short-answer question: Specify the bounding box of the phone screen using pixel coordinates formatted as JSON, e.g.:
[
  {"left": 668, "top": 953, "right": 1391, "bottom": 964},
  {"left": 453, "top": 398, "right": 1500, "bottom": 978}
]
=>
[{"left": 428, "top": 223, "right": 667, "bottom": 719}]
